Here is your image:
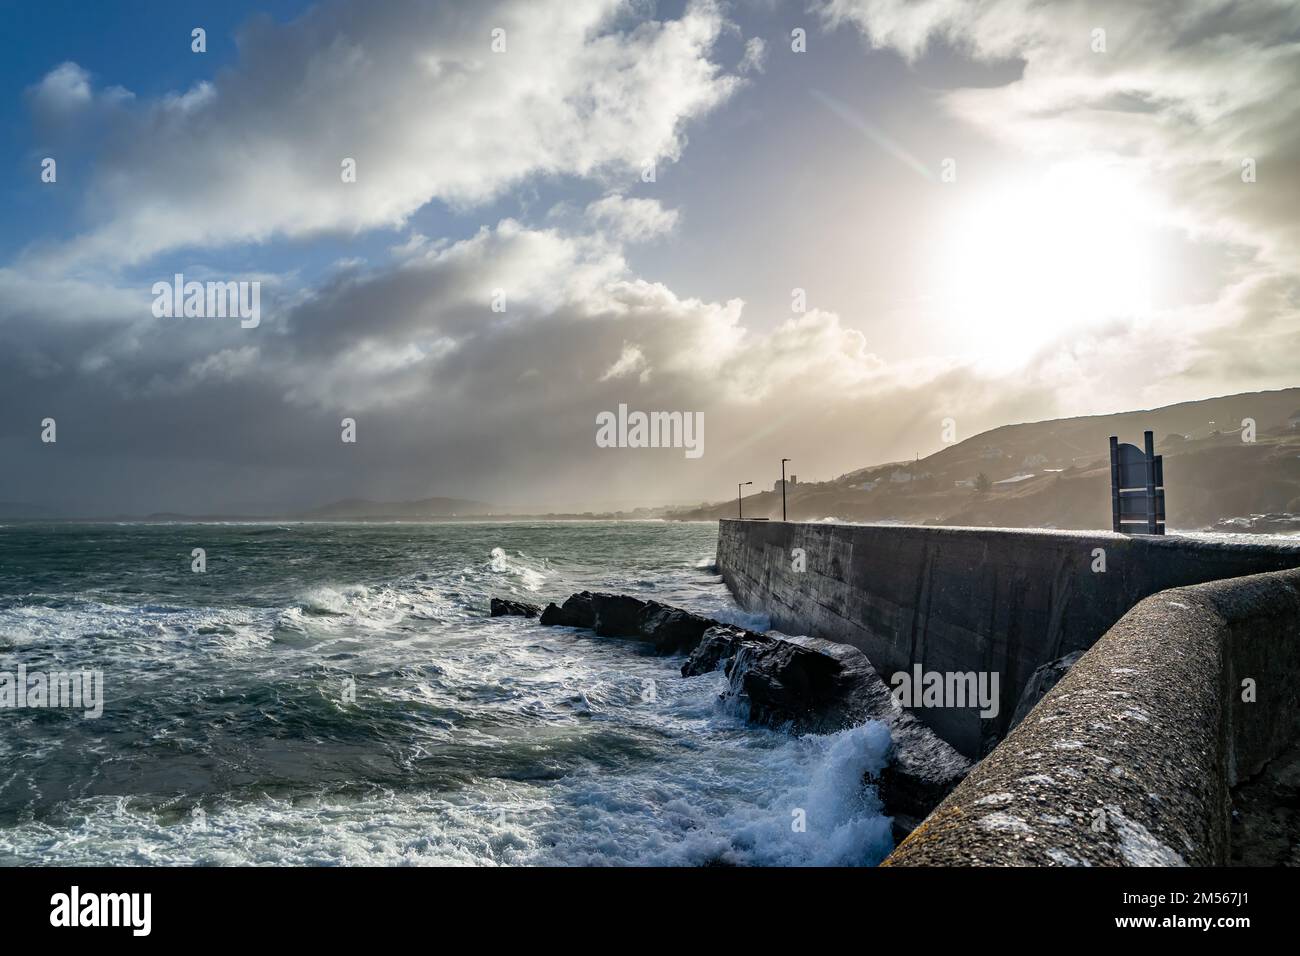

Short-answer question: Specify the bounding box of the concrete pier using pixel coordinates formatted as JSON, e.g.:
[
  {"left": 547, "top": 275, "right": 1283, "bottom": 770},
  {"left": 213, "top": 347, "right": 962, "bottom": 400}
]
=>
[
  {"left": 715, "top": 519, "right": 1300, "bottom": 865},
  {"left": 885, "top": 568, "right": 1300, "bottom": 865},
  {"left": 716, "top": 520, "right": 1300, "bottom": 757}
]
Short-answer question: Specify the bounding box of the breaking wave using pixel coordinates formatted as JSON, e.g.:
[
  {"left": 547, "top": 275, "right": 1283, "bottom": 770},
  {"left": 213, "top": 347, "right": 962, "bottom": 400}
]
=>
[{"left": 0, "top": 521, "right": 892, "bottom": 866}]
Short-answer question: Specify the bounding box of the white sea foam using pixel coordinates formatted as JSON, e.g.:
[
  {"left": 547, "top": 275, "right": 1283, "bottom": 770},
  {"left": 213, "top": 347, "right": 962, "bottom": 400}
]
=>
[
  {"left": 486, "top": 547, "right": 548, "bottom": 592},
  {"left": 0, "top": 521, "right": 894, "bottom": 866},
  {"left": 0, "top": 695, "right": 895, "bottom": 867}
]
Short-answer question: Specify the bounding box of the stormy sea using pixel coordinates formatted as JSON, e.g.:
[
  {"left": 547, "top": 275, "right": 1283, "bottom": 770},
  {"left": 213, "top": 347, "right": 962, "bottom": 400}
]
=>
[{"left": 0, "top": 521, "right": 895, "bottom": 866}]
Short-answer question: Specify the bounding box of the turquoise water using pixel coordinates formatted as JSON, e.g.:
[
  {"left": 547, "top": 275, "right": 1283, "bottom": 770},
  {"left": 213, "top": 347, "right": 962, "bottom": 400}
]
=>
[{"left": 0, "top": 521, "right": 893, "bottom": 866}]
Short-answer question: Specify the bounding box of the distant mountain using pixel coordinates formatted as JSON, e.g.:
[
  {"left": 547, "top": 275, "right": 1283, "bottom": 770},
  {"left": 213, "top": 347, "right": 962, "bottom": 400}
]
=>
[
  {"left": 669, "top": 387, "right": 1300, "bottom": 531},
  {"left": 298, "top": 496, "right": 497, "bottom": 519}
]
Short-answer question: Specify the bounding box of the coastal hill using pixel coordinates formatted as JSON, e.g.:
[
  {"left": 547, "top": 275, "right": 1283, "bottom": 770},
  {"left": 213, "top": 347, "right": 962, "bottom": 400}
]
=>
[
  {"left": 668, "top": 387, "right": 1300, "bottom": 531},
  {"left": 297, "top": 496, "right": 496, "bottom": 519}
]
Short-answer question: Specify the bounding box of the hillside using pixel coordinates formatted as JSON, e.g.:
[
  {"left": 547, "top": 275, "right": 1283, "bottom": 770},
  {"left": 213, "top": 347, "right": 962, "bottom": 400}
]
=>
[
  {"left": 668, "top": 388, "right": 1300, "bottom": 531},
  {"left": 298, "top": 496, "right": 497, "bottom": 519}
]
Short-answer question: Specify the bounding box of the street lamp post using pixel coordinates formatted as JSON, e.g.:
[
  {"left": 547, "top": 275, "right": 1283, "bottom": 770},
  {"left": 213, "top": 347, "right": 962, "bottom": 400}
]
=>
[
  {"left": 781, "top": 458, "right": 791, "bottom": 521},
  {"left": 737, "top": 481, "right": 752, "bottom": 519}
]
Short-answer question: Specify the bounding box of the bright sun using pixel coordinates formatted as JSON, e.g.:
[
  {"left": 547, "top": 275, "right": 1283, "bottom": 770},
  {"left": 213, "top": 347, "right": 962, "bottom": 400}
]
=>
[{"left": 932, "top": 162, "right": 1159, "bottom": 365}]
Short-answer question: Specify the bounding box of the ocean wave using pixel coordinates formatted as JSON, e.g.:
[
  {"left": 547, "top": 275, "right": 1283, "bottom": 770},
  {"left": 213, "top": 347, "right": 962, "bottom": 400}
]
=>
[
  {"left": 0, "top": 714, "right": 895, "bottom": 867},
  {"left": 0, "top": 521, "right": 890, "bottom": 866},
  {"left": 297, "top": 584, "right": 371, "bottom": 616},
  {"left": 0, "top": 600, "right": 272, "bottom": 653},
  {"left": 485, "top": 547, "right": 548, "bottom": 592}
]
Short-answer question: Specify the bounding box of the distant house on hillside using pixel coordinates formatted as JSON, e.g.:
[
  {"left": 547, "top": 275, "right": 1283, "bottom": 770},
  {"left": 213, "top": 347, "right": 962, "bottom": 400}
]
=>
[
  {"left": 859, "top": 480, "right": 879, "bottom": 491},
  {"left": 890, "top": 469, "right": 932, "bottom": 484},
  {"left": 1289, "top": 410, "right": 1300, "bottom": 429},
  {"left": 1022, "top": 453, "right": 1048, "bottom": 468},
  {"left": 980, "top": 445, "right": 1003, "bottom": 460}
]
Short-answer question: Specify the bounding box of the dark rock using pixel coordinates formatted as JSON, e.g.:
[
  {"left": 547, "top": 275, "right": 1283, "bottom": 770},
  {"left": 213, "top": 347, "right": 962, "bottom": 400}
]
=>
[
  {"left": 682, "top": 624, "right": 772, "bottom": 676},
  {"left": 731, "top": 635, "right": 895, "bottom": 734},
  {"left": 702, "top": 631, "right": 972, "bottom": 823},
  {"left": 874, "top": 712, "right": 974, "bottom": 825},
  {"left": 636, "top": 604, "right": 718, "bottom": 654},
  {"left": 490, "top": 597, "right": 541, "bottom": 618},
  {"left": 590, "top": 593, "right": 648, "bottom": 637},
  {"left": 539, "top": 591, "right": 639, "bottom": 633},
  {"left": 1008, "top": 650, "right": 1083, "bottom": 731},
  {"left": 539, "top": 592, "right": 598, "bottom": 628},
  {"left": 1230, "top": 710, "right": 1300, "bottom": 865},
  {"left": 533, "top": 589, "right": 973, "bottom": 825},
  {"left": 538, "top": 591, "right": 719, "bottom": 655}
]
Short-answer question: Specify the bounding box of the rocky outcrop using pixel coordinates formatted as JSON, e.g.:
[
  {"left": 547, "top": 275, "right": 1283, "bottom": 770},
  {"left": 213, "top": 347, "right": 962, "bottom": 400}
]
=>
[
  {"left": 876, "top": 719, "right": 975, "bottom": 839},
  {"left": 681, "top": 624, "right": 772, "bottom": 676},
  {"left": 732, "top": 636, "right": 891, "bottom": 735},
  {"left": 636, "top": 603, "right": 722, "bottom": 654},
  {"left": 538, "top": 591, "right": 717, "bottom": 654},
  {"left": 684, "top": 624, "right": 972, "bottom": 831},
  {"left": 538, "top": 592, "right": 597, "bottom": 629},
  {"left": 535, "top": 590, "right": 973, "bottom": 833},
  {"left": 1007, "top": 650, "right": 1082, "bottom": 731},
  {"left": 490, "top": 597, "right": 542, "bottom": 618}
]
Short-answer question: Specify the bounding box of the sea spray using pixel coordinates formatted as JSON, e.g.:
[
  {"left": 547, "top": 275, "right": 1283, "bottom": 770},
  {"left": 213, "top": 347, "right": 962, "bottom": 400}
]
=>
[{"left": 0, "top": 521, "right": 893, "bottom": 866}]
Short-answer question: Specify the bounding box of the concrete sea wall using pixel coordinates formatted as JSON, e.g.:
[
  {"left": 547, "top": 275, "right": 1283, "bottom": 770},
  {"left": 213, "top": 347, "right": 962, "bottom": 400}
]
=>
[
  {"left": 716, "top": 519, "right": 1300, "bottom": 758},
  {"left": 884, "top": 568, "right": 1300, "bottom": 865}
]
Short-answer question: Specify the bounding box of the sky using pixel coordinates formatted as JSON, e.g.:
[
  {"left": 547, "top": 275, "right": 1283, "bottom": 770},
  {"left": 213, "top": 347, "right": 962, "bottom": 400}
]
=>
[{"left": 1, "top": 0, "right": 1298, "bottom": 515}]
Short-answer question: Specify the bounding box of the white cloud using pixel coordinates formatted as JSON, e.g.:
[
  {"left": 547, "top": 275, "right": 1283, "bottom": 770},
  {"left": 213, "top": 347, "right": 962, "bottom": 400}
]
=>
[
  {"left": 739, "top": 36, "right": 767, "bottom": 73},
  {"left": 4, "top": 0, "right": 1297, "bottom": 513},
  {"left": 584, "top": 195, "right": 679, "bottom": 243},
  {"left": 819, "top": 0, "right": 1300, "bottom": 270},
  {"left": 600, "top": 343, "right": 650, "bottom": 382},
  {"left": 30, "top": 0, "right": 741, "bottom": 271},
  {"left": 28, "top": 62, "right": 93, "bottom": 113}
]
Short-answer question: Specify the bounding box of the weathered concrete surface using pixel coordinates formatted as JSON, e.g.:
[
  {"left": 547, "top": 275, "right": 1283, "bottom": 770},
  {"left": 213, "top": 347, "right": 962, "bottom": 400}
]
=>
[
  {"left": 717, "top": 520, "right": 1300, "bottom": 756},
  {"left": 883, "top": 568, "right": 1300, "bottom": 866}
]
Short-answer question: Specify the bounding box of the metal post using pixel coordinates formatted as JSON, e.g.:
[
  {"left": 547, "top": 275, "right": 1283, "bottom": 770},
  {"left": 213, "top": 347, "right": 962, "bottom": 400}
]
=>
[
  {"left": 737, "top": 481, "right": 751, "bottom": 519},
  {"left": 1154, "top": 453, "right": 1166, "bottom": 536},
  {"left": 1143, "top": 430, "right": 1157, "bottom": 536},
  {"left": 781, "top": 459, "right": 790, "bottom": 521},
  {"left": 1109, "top": 436, "right": 1120, "bottom": 533}
]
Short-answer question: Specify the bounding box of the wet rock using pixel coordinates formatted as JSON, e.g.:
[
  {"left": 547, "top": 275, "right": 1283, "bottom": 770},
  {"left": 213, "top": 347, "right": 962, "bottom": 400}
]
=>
[
  {"left": 681, "top": 624, "right": 772, "bottom": 676},
  {"left": 536, "top": 591, "right": 973, "bottom": 825},
  {"left": 712, "top": 632, "right": 972, "bottom": 824},
  {"left": 539, "top": 591, "right": 717, "bottom": 654},
  {"left": 875, "top": 714, "right": 974, "bottom": 830},
  {"left": 539, "top": 592, "right": 597, "bottom": 629},
  {"left": 1008, "top": 650, "right": 1083, "bottom": 731},
  {"left": 729, "top": 636, "right": 895, "bottom": 734},
  {"left": 590, "top": 593, "right": 649, "bottom": 638},
  {"left": 490, "top": 597, "right": 542, "bottom": 618},
  {"left": 636, "top": 603, "right": 718, "bottom": 654}
]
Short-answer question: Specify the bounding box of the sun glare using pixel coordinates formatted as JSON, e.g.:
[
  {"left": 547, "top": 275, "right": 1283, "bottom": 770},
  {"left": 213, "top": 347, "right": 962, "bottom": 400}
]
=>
[{"left": 932, "top": 163, "right": 1158, "bottom": 365}]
